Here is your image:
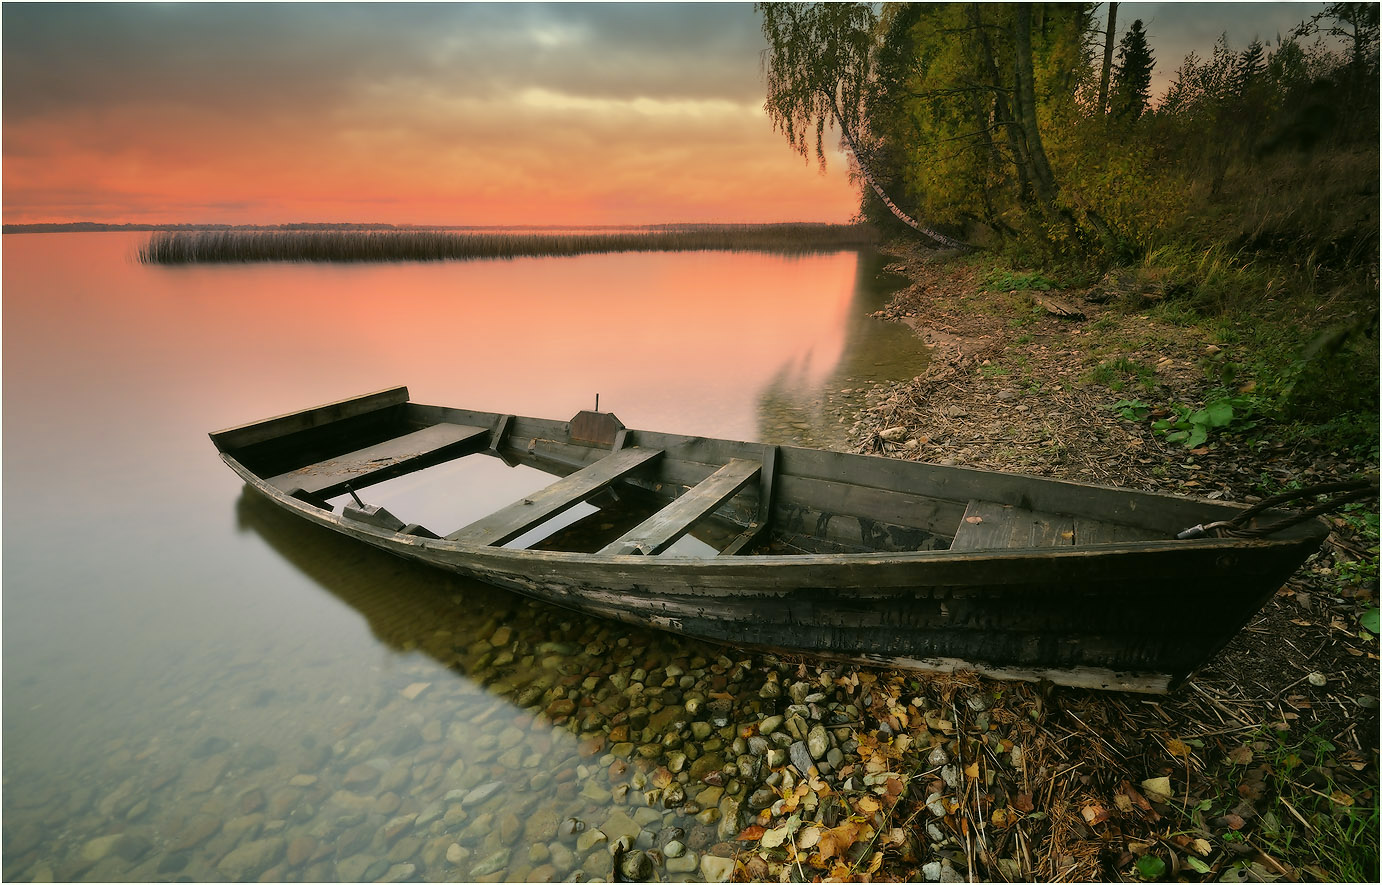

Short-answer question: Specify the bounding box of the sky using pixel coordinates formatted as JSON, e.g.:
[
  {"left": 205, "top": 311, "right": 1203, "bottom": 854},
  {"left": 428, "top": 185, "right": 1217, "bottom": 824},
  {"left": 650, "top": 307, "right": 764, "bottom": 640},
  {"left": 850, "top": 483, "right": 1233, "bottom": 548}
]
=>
[{"left": 1, "top": 2, "right": 1333, "bottom": 227}]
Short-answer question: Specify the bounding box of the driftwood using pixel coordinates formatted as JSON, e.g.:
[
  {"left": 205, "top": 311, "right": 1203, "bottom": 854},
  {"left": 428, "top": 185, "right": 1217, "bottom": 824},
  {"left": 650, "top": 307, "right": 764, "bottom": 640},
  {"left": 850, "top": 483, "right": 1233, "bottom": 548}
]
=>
[{"left": 1030, "top": 292, "right": 1086, "bottom": 319}]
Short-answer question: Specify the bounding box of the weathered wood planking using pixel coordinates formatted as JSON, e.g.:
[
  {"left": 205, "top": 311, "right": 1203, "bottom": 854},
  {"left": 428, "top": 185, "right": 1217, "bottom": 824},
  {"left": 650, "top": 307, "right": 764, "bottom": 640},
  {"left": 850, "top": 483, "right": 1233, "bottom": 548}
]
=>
[
  {"left": 267, "top": 422, "right": 488, "bottom": 498},
  {"left": 601, "top": 458, "right": 761, "bottom": 555},
  {"left": 446, "top": 447, "right": 664, "bottom": 546},
  {"left": 950, "top": 500, "right": 1074, "bottom": 551},
  {"left": 216, "top": 390, "right": 1330, "bottom": 693},
  {"left": 212, "top": 386, "right": 409, "bottom": 451}
]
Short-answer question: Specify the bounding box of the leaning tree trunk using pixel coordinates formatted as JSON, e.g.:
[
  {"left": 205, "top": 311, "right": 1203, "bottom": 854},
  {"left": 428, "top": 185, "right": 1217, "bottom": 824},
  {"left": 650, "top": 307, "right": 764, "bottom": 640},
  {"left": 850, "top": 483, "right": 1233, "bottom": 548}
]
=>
[
  {"left": 828, "top": 95, "right": 971, "bottom": 251},
  {"left": 1012, "top": 6, "right": 1062, "bottom": 212}
]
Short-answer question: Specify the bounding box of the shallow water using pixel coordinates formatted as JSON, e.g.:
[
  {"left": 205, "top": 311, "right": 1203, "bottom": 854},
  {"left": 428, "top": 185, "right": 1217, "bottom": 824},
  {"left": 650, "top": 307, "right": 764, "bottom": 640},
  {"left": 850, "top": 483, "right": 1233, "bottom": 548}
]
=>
[{"left": 2, "top": 233, "right": 925, "bottom": 882}]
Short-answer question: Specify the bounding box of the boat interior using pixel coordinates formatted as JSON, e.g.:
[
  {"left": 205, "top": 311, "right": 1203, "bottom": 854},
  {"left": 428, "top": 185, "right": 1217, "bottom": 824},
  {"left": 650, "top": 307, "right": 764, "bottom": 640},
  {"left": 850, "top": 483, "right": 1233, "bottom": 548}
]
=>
[{"left": 212, "top": 387, "right": 1297, "bottom": 558}]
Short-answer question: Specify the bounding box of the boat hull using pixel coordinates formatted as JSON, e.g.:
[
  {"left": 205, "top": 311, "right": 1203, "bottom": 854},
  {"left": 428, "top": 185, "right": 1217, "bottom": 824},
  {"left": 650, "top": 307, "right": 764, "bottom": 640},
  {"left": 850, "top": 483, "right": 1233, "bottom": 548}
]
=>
[{"left": 225, "top": 454, "right": 1316, "bottom": 693}]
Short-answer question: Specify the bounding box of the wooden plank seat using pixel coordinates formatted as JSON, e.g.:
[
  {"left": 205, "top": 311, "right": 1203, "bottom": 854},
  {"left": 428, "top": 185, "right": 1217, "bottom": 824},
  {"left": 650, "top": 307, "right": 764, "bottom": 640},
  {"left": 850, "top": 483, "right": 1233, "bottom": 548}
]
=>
[
  {"left": 447, "top": 447, "right": 664, "bottom": 547},
  {"left": 950, "top": 499, "right": 1161, "bottom": 551},
  {"left": 267, "top": 423, "right": 488, "bottom": 499},
  {"left": 601, "top": 459, "right": 761, "bottom": 555},
  {"left": 950, "top": 499, "right": 1073, "bottom": 551}
]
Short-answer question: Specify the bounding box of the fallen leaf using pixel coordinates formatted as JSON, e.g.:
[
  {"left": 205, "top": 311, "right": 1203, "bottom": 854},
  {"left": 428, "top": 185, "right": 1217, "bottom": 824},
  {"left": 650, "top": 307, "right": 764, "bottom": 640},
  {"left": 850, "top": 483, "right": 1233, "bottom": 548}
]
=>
[
  {"left": 964, "top": 761, "right": 980, "bottom": 780},
  {"left": 1191, "top": 838, "right": 1212, "bottom": 856},
  {"left": 817, "top": 823, "right": 859, "bottom": 862},
  {"left": 992, "top": 807, "right": 1011, "bottom": 827},
  {"left": 1013, "top": 792, "right": 1035, "bottom": 813},
  {"left": 761, "top": 825, "right": 791, "bottom": 849},
  {"left": 737, "top": 825, "right": 766, "bottom": 841},
  {"left": 856, "top": 795, "right": 881, "bottom": 815},
  {"left": 1222, "top": 812, "right": 1245, "bottom": 830},
  {"left": 1141, "top": 777, "right": 1174, "bottom": 803},
  {"left": 797, "top": 827, "right": 822, "bottom": 850},
  {"left": 965, "top": 516, "right": 984, "bottom": 524},
  {"left": 1330, "top": 791, "right": 1355, "bottom": 807},
  {"left": 1114, "top": 793, "right": 1134, "bottom": 813},
  {"left": 1166, "top": 738, "right": 1192, "bottom": 758},
  {"left": 1081, "top": 803, "right": 1111, "bottom": 825},
  {"left": 1227, "top": 745, "right": 1253, "bottom": 765}
]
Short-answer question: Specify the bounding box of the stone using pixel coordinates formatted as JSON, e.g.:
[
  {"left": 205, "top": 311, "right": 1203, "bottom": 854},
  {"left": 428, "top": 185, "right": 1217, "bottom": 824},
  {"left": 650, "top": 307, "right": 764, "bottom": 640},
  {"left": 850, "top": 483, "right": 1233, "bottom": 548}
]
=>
[
  {"left": 471, "top": 848, "right": 511, "bottom": 877},
  {"left": 700, "top": 854, "right": 735, "bottom": 882},
  {"left": 446, "top": 843, "right": 470, "bottom": 866},
  {"left": 602, "top": 810, "right": 642, "bottom": 844},
  {"left": 289, "top": 774, "right": 318, "bottom": 787},
  {"left": 183, "top": 754, "right": 229, "bottom": 793},
  {"left": 620, "top": 849, "right": 653, "bottom": 880},
  {"left": 343, "top": 764, "right": 380, "bottom": 791},
  {"left": 789, "top": 741, "right": 815, "bottom": 776},
  {"left": 463, "top": 781, "right": 506, "bottom": 806},
  {"left": 167, "top": 815, "right": 221, "bottom": 852},
  {"left": 663, "top": 839, "right": 686, "bottom": 859},
  {"left": 79, "top": 835, "right": 122, "bottom": 864},
  {"left": 666, "top": 852, "right": 699, "bottom": 874},
  {"left": 758, "top": 715, "right": 784, "bottom": 736},
  {"left": 216, "top": 837, "right": 285, "bottom": 880},
  {"left": 286, "top": 835, "right": 317, "bottom": 868},
  {"left": 401, "top": 682, "right": 431, "bottom": 700},
  {"left": 807, "top": 725, "right": 829, "bottom": 760},
  {"left": 576, "top": 829, "right": 608, "bottom": 854}
]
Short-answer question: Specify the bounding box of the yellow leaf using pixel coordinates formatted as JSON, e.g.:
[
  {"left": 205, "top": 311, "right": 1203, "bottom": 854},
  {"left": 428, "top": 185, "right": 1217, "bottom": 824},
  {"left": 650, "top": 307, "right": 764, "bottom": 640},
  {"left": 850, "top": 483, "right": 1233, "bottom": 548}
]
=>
[
  {"left": 797, "top": 827, "right": 822, "bottom": 850},
  {"left": 1166, "top": 738, "right": 1192, "bottom": 758},
  {"left": 992, "top": 807, "right": 1010, "bottom": 827},
  {"left": 1331, "top": 791, "right": 1355, "bottom": 807},
  {"left": 867, "top": 852, "right": 884, "bottom": 874},
  {"left": 964, "top": 761, "right": 980, "bottom": 780},
  {"left": 857, "top": 796, "right": 881, "bottom": 815}
]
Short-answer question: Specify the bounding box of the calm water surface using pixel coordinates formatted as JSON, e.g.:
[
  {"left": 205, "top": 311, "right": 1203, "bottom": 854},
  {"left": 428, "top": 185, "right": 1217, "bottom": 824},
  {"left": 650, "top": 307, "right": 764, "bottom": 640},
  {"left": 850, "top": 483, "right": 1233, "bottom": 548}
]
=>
[{"left": 2, "top": 233, "right": 924, "bottom": 882}]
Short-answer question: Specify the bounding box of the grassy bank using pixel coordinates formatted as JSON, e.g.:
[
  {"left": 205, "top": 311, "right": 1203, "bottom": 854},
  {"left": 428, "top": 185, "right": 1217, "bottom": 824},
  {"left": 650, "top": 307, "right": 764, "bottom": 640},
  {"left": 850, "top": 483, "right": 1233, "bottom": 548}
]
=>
[{"left": 137, "top": 224, "right": 878, "bottom": 264}]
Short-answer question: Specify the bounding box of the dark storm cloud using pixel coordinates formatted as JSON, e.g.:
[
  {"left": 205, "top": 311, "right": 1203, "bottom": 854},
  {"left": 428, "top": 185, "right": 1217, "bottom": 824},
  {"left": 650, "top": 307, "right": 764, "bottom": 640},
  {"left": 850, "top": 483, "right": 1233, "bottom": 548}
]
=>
[{"left": 2, "top": 2, "right": 766, "bottom": 122}]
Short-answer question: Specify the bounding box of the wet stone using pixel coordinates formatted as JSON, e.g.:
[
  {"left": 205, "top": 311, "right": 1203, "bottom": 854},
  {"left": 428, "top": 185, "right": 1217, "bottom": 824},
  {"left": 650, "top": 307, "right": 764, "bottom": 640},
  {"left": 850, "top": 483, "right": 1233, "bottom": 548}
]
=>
[
  {"left": 471, "top": 847, "right": 512, "bottom": 877},
  {"left": 620, "top": 849, "right": 653, "bottom": 880},
  {"left": 789, "top": 741, "right": 815, "bottom": 775}
]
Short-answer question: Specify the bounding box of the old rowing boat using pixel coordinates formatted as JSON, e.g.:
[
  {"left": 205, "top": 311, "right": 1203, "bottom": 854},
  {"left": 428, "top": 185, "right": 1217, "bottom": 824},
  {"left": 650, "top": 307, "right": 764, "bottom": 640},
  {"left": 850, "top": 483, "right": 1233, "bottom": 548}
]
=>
[{"left": 211, "top": 386, "right": 1328, "bottom": 693}]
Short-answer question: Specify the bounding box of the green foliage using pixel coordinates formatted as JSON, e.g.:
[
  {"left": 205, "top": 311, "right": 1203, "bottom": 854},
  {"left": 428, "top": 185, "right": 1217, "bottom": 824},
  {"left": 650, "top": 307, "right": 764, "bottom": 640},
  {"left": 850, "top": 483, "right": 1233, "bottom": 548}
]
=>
[
  {"left": 1089, "top": 358, "right": 1156, "bottom": 393},
  {"left": 1109, "top": 399, "right": 1150, "bottom": 421},
  {"left": 1150, "top": 394, "right": 1255, "bottom": 448},
  {"left": 983, "top": 269, "right": 1058, "bottom": 291},
  {"left": 1133, "top": 854, "right": 1166, "bottom": 879}
]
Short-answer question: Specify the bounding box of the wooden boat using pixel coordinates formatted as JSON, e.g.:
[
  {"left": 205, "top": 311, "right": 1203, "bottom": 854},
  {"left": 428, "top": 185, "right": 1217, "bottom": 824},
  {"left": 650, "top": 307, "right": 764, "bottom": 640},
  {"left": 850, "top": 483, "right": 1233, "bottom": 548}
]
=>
[{"left": 211, "top": 386, "right": 1328, "bottom": 693}]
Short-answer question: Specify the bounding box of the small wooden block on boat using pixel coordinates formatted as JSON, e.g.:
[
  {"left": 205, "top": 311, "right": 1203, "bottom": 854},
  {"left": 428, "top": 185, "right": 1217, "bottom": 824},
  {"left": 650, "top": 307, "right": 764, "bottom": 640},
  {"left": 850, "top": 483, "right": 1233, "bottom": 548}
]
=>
[
  {"left": 267, "top": 423, "right": 488, "bottom": 497},
  {"left": 600, "top": 458, "right": 761, "bottom": 555},
  {"left": 446, "top": 446, "right": 664, "bottom": 546},
  {"left": 950, "top": 499, "right": 1074, "bottom": 550},
  {"left": 342, "top": 503, "right": 405, "bottom": 532},
  {"left": 569, "top": 410, "right": 624, "bottom": 446}
]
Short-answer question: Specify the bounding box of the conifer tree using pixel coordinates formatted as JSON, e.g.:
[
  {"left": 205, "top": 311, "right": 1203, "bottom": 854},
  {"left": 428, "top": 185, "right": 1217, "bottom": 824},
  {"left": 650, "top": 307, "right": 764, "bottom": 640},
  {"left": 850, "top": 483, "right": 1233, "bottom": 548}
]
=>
[{"left": 1111, "top": 19, "right": 1155, "bottom": 120}]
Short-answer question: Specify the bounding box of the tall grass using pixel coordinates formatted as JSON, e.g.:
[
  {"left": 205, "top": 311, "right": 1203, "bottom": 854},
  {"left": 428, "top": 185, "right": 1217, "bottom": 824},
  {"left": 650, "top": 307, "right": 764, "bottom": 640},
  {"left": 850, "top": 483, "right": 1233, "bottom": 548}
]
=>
[{"left": 137, "top": 224, "right": 879, "bottom": 264}]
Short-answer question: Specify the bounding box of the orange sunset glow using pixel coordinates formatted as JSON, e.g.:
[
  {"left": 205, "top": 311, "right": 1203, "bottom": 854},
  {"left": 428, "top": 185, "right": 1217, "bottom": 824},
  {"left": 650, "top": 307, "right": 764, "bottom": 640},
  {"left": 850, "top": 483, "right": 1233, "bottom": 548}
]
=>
[{"left": 2, "top": 3, "right": 860, "bottom": 226}]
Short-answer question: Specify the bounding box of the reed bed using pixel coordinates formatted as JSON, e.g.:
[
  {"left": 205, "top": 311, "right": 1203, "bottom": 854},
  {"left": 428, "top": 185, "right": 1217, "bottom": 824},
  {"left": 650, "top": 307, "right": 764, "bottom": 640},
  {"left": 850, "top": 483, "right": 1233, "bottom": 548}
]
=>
[{"left": 137, "top": 224, "right": 879, "bottom": 264}]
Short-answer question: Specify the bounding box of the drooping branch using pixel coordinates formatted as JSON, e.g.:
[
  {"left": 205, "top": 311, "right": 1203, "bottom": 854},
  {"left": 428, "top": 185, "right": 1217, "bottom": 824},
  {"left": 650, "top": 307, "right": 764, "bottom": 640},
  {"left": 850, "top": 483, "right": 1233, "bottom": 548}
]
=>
[{"left": 758, "top": 2, "right": 972, "bottom": 250}]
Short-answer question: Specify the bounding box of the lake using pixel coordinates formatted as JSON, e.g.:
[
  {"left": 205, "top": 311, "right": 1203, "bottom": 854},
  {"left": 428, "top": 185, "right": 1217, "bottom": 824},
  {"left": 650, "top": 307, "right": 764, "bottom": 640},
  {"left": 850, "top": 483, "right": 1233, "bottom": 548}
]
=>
[{"left": 1, "top": 233, "right": 925, "bottom": 882}]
